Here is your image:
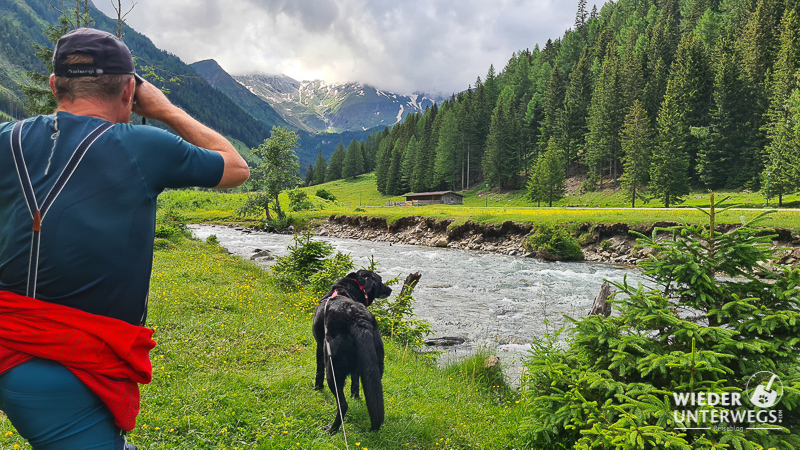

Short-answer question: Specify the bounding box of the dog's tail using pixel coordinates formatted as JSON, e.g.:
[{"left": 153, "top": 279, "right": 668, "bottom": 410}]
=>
[{"left": 353, "top": 323, "right": 384, "bottom": 430}]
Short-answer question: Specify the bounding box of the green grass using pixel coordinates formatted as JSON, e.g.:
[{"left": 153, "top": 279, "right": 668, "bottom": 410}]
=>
[
  {"left": 160, "top": 175, "right": 800, "bottom": 231},
  {"left": 0, "top": 238, "right": 529, "bottom": 449},
  {"left": 155, "top": 171, "right": 800, "bottom": 230}
]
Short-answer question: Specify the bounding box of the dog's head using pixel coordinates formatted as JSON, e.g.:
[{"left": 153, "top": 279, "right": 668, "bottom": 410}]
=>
[{"left": 347, "top": 270, "right": 392, "bottom": 306}]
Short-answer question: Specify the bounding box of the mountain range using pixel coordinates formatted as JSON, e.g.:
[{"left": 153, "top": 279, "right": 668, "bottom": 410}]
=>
[
  {"left": 0, "top": 0, "right": 440, "bottom": 168},
  {"left": 192, "top": 61, "right": 439, "bottom": 134}
]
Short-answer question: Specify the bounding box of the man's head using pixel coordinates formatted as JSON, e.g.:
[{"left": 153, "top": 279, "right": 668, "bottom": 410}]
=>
[{"left": 51, "top": 28, "right": 141, "bottom": 103}]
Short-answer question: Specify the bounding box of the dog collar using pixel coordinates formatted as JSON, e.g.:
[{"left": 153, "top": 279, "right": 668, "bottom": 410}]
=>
[
  {"left": 359, "top": 285, "right": 371, "bottom": 306},
  {"left": 327, "top": 284, "right": 371, "bottom": 306}
]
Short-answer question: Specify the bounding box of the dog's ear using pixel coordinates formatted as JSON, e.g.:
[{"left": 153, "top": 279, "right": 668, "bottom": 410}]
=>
[
  {"left": 363, "top": 277, "right": 376, "bottom": 300},
  {"left": 355, "top": 270, "right": 373, "bottom": 299}
]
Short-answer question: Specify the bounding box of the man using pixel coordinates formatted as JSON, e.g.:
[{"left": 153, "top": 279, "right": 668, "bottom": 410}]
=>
[{"left": 0, "top": 28, "right": 249, "bottom": 449}]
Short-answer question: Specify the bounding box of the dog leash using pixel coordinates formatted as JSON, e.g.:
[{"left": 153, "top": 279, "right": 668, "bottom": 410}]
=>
[{"left": 323, "top": 295, "right": 350, "bottom": 449}]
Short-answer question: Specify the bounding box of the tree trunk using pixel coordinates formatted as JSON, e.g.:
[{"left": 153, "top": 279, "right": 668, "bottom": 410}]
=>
[
  {"left": 400, "top": 272, "right": 422, "bottom": 298},
  {"left": 274, "top": 195, "right": 284, "bottom": 220},
  {"left": 589, "top": 281, "right": 612, "bottom": 317}
]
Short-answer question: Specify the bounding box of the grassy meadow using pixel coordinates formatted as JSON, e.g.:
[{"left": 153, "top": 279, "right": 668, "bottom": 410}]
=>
[
  {"left": 161, "top": 173, "right": 800, "bottom": 231},
  {"left": 0, "top": 237, "right": 529, "bottom": 449}
]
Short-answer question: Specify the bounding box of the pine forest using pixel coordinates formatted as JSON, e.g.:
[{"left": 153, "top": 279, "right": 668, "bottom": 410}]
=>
[{"left": 306, "top": 0, "right": 800, "bottom": 208}]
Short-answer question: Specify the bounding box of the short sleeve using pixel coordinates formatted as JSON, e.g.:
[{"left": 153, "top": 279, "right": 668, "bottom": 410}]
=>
[{"left": 115, "top": 124, "right": 225, "bottom": 193}]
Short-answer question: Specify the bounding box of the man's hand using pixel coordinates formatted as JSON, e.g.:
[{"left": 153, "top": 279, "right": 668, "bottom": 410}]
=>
[{"left": 131, "top": 79, "right": 174, "bottom": 123}]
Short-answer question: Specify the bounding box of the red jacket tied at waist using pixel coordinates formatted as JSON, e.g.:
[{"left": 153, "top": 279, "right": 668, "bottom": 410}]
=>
[{"left": 0, "top": 290, "right": 156, "bottom": 431}]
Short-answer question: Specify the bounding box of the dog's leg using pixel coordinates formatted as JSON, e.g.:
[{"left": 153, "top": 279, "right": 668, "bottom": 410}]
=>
[
  {"left": 350, "top": 372, "right": 360, "bottom": 399},
  {"left": 325, "top": 359, "right": 349, "bottom": 435},
  {"left": 354, "top": 324, "right": 385, "bottom": 431},
  {"left": 313, "top": 339, "right": 325, "bottom": 391}
]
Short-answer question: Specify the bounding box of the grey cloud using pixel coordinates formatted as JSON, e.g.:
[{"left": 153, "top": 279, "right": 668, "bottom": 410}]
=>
[
  {"left": 245, "top": 0, "right": 340, "bottom": 31},
  {"left": 95, "top": 0, "right": 597, "bottom": 95}
]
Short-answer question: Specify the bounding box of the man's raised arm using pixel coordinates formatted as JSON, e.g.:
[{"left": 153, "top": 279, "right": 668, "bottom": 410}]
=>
[{"left": 132, "top": 79, "right": 250, "bottom": 189}]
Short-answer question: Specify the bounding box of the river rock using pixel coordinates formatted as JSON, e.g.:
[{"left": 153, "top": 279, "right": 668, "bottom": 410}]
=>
[
  {"left": 425, "top": 337, "right": 466, "bottom": 347},
  {"left": 250, "top": 249, "right": 273, "bottom": 261},
  {"left": 312, "top": 216, "right": 799, "bottom": 268},
  {"left": 483, "top": 355, "right": 501, "bottom": 370}
]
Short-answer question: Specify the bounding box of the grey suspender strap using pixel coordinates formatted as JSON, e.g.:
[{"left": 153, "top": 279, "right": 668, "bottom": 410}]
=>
[{"left": 10, "top": 119, "right": 114, "bottom": 298}]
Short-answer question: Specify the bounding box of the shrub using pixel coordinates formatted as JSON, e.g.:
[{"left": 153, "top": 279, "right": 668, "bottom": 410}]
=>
[
  {"left": 155, "top": 208, "right": 191, "bottom": 241},
  {"left": 270, "top": 231, "right": 352, "bottom": 291},
  {"left": 370, "top": 275, "right": 431, "bottom": 348},
  {"left": 520, "top": 194, "right": 800, "bottom": 448},
  {"left": 315, "top": 188, "right": 337, "bottom": 202},
  {"left": 524, "top": 224, "right": 584, "bottom": 261},
  {"left": 307, "top": 251, "right": 355, "bottom": 293},
  {"left": 287, "top": 188, "right": 314, "bottom": 211}
]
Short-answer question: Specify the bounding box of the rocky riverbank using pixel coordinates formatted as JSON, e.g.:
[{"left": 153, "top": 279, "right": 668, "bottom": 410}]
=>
[{"left": 314, "top": 214, "right": 800, "bottom": 267}]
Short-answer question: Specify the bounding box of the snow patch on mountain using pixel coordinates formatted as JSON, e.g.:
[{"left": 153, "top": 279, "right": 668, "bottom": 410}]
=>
[{"left": 233, "top": 73, "right": 441, "bottom": 133}]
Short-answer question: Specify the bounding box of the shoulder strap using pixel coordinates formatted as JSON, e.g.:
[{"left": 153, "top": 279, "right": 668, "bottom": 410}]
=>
[{"left": 10, "top": 119, "right": 114, "bottom": 298}]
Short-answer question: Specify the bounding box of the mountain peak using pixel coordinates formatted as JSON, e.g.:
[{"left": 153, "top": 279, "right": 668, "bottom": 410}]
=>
[{"left": 232, "top": 73, "right": 440, "bottom": 133}]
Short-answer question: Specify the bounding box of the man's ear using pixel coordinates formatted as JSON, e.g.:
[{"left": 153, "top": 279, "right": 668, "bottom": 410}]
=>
[
  {"left": 121, "top": 77, "right": 135, "bottom": 107},
  {"left": 49, "top": 74, "right": 57, "bottom": 98}
]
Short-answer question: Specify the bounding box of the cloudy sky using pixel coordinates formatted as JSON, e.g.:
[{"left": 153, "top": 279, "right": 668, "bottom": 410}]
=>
[{"left": 94, "top": 0, "right": 603, "bottom": 96}]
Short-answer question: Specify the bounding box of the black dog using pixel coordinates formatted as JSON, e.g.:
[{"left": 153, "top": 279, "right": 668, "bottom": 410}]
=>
[{"left": 312, "top": 270, "right": 392, "bottom": 434}]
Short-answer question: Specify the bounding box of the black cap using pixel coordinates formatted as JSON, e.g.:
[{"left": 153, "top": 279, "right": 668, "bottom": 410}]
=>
[{"left": 53, "top": 28, "right": 139, "bottom": 79}]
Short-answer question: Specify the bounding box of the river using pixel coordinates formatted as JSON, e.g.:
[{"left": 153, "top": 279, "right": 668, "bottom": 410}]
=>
[{"left": 189, "top": 224, "right": 644, "bottom": 384}]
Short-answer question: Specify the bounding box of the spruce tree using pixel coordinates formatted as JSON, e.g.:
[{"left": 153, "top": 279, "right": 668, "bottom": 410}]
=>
[
  {"left": 342, "top": 139, "right": 364, "bottom": 179},
  {"left": 539, "top": 64, "right": 565, "bottom": 154},
  {"left": 325, "top": 142, "right": 345, "bottom": 182},
  {"left": 559, "top": 50, "right": 593, "bottom": 165},
  {"left": 735, "top": 0, "right": 784, "bottom": 186},
  {"left": 762, "top": 8, "right": 800, "bottom": 206},
  {"left": 521, "top": 196, "right": 800, "bottom": 448},
  {"left": 703, "top": 33, "right": 758, "bottom": 188},
  {"left": 434, "top": 106, "right": 461, "bottom": 191},
  {"left": 642, "top": 2, "right": 679, "bottom": 122},
  {"left": 620, "top": 30, "right": 645, "bottom": 111},
  {"left": 619, "top": 100, "right": 653, "bottom": 208},
  {"left": 585, "top": 43, "right": 624, "bottom": 187},
  {"left": 411, "top": 104, "right": 438, "bottom": 192},
  {"left": 575, "top": 0, "right": 588, "bottom": 32},
  {"left": 304, "top": 163, "right": 315, "bottom": 187},
  {"left": 359, "top": 141, "right": 369, "bottom": 173},
  {"left": 527, "top": 137, "right": 566, "bottom": 207},
  {"left": 364, "top": 130, "right": 379, "bottom": 173},
  {"left": 400, "top": 135, "right": 418, "bottom": 193},
  {"left": 651, "top": 85, "right": 690, "bottom": 208},
  {"left": 312, "top": 150, "right": 327, "bottom": 186},
  {"left": 457, "top": 89, "right": 479, "bottom": 190},
  {"left": 483, "top": 86, "right": 519, "bottom": 190},
  {"left": 375, "top": 138, "right": 394, "bottom": 194},
  {"left": 668, "top": 33, "right": 713, "bottom": 183}
]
